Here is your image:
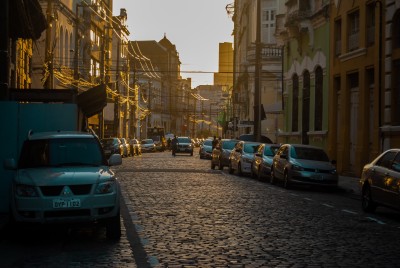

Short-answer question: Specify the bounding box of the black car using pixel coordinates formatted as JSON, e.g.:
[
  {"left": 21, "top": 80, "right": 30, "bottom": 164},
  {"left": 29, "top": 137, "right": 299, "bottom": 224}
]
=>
[{"left": 101, "top": 138, "right": 123, "bottom": 158}]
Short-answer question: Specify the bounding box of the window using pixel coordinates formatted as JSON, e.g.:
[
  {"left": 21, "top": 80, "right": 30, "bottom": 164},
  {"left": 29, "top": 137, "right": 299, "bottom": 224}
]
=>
[
  {"left": 392, "top": 60, "right": 400, "bottom": 125},
  {"left": 348, "top": 10, "right": 360, "bottom": 51},
  {"left": 335, "top": 19, "right": 342, "bottom": 56},
  {"left": 315, "top": 67, "right": 323, "bottom": 131},
  {"left": 366, "top": 3, "right": 376, "bottom": 46},
  {"left": 302, "top": 71, "right": 310, "bottom": 144},
  {"left": 292, "top": 74, "right": 299, "bottom": 132},
  {"left": 262, "top": 9, "right": 276, "bottom": 44}
]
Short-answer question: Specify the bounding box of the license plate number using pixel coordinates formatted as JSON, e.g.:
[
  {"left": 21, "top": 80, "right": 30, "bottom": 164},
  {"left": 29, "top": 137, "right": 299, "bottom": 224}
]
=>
[{"left": 53, "top": 198, "right": 81, "bottom": 208}]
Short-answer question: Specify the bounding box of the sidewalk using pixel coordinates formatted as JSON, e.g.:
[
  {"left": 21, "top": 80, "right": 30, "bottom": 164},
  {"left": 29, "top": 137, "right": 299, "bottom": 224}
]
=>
[{"left": 338, "top": 175, "right": 361, "bottom": 197}]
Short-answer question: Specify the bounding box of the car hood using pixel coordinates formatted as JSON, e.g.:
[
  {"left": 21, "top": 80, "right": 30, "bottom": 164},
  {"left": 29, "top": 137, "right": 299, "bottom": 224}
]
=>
[
  {"left": 292, "top": 159, "right": 335, "bottom": 170},
  {"left": 15, "top": 166, "right": 114, "bottom": 186}
]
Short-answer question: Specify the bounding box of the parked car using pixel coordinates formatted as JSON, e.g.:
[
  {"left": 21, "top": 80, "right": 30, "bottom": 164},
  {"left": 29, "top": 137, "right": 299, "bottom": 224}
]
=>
[
  {"left": 251, "top": 143, "right": 281, "bottom": 180},
  {"left": 238, "top": 134, "right": 273, "bottom": 144},
  {"left": 4, "top": 131, "right": 122, "bottom": 240},
  {"left": 271, "top": 144, "right": 338, "bottom": 189},
  {"left": 199, "top": 139, "right": 213, "bottom": 159},
  {"left": 360, "top": 149, "right": 400, "bottom": 213},
  {"left": 175, "top": 136, "right": 194, "bottom": 156},
  {"left": 101, "top": 137, "right": 123, "bottom": 159},
  {"left": 119, "top": 138, "right": 131, "bottom": 157},
  {"left": 229, "top": 141, "right": 262, "bottom": 176},
  {"left": 211, "top": 139, "right": 238, "bottom": 170},
  {"left": 129, "top": 138, "right": 141, "bottom": 156},
  {"left": 141, "top": 139, "right": 156, "bottom": 153}
]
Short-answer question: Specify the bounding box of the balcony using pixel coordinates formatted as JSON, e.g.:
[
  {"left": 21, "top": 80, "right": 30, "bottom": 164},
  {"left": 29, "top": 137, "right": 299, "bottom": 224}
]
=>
[{"left": 247, "top": 45, "right": 282, "bottom": 62}]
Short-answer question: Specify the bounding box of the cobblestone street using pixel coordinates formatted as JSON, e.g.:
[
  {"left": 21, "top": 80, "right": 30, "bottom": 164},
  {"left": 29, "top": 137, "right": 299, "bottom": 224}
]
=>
[{"left": 117, "top": 150, "right": 400, "bottom": 267}]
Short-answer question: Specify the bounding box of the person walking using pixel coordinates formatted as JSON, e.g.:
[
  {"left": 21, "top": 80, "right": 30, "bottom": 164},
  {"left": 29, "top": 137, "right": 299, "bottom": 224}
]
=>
[{"left": 171, "top": 135, "right": 178, "bottom": 156}]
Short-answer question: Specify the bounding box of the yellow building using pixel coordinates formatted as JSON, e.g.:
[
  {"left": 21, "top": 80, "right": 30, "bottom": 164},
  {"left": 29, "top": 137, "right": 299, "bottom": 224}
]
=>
[
  {"left": 214, "top": 42, "right": 234, "bottom": 90},
  {"left": 328, "top": 0, "right": 384, "bottom": 176}
]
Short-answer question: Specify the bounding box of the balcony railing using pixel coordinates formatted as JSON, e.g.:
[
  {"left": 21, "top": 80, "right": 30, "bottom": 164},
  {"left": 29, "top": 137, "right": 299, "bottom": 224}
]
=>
[{"left": 247, "top": 46, "right": 282, "bottom": 62}]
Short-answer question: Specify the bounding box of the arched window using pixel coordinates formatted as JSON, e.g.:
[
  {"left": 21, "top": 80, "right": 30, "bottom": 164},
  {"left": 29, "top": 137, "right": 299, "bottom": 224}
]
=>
[
  {"left": 64, "top": 30, "right": 69, "bottom": 67},
  {"left": 315, "top": 67, "right": 323, "bottom": 131},
  {"left": 302, "top": 71, "right": 310, "bottom": 144},
  {"left": 292, "top": 74, "right": 299, "bottom": 132}
]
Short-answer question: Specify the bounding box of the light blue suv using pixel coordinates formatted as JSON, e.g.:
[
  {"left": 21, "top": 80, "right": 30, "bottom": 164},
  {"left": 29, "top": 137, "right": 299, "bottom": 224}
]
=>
[{"left": 5, "top": 131, "right": 122, "bottom": 239}]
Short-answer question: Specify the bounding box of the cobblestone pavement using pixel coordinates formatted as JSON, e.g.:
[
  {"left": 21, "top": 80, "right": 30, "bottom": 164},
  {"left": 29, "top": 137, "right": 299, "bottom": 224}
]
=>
[{"left": 117, "top": 149, "right": 400, "bottom": 267}]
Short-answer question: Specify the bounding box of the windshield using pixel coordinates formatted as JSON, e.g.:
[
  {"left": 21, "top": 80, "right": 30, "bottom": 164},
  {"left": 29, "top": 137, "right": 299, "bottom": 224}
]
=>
[
  {"left": 203, "top": 140, "right": 212, "bottom": 146},
  {"left": 291, "top": 147, "right": 330, "bottom": 162},
  {"left": 102, "top": 139, "right": 117, "bottom": 145},
  {"left": 19, "top": 138, "right": 105, "bottom": 168},
  {"left": 243, "top": 143, "right": 260, "bottom": 154},
  {"left": 177, "top": 137, "right": 191, "bottom": 143},
  {"left": 141, "top": 139, "right": 154, "bottom": 144},
  {"left": 222, "top": 140, "right": 237, "bottom": 150},
  {"left": 264, "top": 145, "right": 280, "bottom": 156}
]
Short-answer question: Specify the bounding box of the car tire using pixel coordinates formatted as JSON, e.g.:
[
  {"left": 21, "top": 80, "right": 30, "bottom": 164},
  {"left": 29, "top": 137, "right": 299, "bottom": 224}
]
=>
[
  {"left": 362, "top": 184, "right": 377, "bottom": 213},
  {"left": 257, "top": 167, "right": 263, "bottom": 181},
  {"left": 218, "top": 159, "right": 223, "bottom": 170},
  {"left": 283, "top": 171, "right": 291, "bottom": 189},
  {"left": 228, "top": 162, "right": 234, "bottom": 174},
  {"left": 237, "top": 162, "right": 243, "bottom": 176},
  {"left": 190, "top": 152, "right": 193, "bottom": 156},
  {"left": 270, "top": 168, "right": 275, "bottom": 184},
  {"left": 106, "top": 213, "right": 121, "bottom": 240},
  {"left": 211, "top": 161, "right": 215, "bottom": 169}
]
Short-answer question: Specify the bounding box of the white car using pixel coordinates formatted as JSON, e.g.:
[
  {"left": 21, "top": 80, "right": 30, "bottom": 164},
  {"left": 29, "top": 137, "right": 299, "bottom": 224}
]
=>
[
  {"left": 229, "top": 141, "right": 261, "bottom": 176},
  {"left": 4, "top": 131, "right": 122, "bottom": 240}
]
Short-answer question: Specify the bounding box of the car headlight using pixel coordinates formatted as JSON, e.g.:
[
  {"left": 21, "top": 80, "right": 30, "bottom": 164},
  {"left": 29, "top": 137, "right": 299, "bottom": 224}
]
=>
[
  {"left": 95, "top": 180, "right": 116, "bottom": 194},
  {"left": 16, "top": 184, "right": 38, "bottom": 197},
  {"left": 291, "top": 164, "right": 304, "bottom": 171}
]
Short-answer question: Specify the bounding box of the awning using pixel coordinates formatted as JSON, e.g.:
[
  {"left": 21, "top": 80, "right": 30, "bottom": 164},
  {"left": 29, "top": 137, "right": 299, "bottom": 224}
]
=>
[
  {"left": 9, "top": 0, "right": 47, "bottom": 40},
  {"left": 77, "top": 84, "right": 107, "bottom": 118}
]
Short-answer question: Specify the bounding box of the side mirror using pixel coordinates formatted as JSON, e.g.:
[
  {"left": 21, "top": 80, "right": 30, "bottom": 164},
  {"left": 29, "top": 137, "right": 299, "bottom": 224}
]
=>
[
  {"left": 4, "top": 158, "right": 17, "bottom": 170},
  {"left": 108, "top": 154, "right": 122, "bottom": 166}
]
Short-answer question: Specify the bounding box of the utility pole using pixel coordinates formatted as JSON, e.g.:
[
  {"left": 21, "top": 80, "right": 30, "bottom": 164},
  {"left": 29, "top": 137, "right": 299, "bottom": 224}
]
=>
[
  {"left": 254, "top": 0, "right": 262, "bottom": 142},
  {"left": 44, "top": 0, "right": 54, "bottom": 89},
  {"left": 73, "top": 3, "right": 80, "bottom": 90},
  {"left": 114, "top": 38, "right": 120, "bottom": 137}
]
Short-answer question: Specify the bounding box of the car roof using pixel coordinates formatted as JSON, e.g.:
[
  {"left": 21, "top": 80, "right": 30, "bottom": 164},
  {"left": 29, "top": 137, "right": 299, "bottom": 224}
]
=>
[
  {"left": 27, "top": 131, "right": 95, "bottom": 140},
  {"left": 283, "top": 143, "right": 325, "bottom": 150}
]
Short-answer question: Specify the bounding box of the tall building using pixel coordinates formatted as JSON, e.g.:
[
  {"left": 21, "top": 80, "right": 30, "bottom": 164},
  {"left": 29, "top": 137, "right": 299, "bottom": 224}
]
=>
[
  {"left": 328, "top": 0, "right": 384, "bottom": 176},
  {"left": 214, "top": 42, "right": 234, "bottom": 89},
  {"left": 232, "top": 0, "right": 283, "bottom": 142}
]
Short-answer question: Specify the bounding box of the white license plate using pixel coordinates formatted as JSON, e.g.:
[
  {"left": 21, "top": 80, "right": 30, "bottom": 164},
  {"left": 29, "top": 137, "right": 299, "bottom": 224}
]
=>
[{"left": 53, "top": 198, "right": 81, "bottom": 208}]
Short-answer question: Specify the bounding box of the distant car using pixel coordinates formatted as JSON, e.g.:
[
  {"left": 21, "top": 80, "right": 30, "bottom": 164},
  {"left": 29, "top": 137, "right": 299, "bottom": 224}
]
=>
[
  {"left": 101, "top": 137, "right": 123, "bottom": 159},
  {"left": 141, "top": 139, "right": 156, "bottom": 153},
  {"left": 271, "top": 144, "right": 338, "bottom": 189},
  {"left": 360, "top": 149, "right": 400, "bottom": 213},
  {"left": 4, "top": 131, "right": 122, "bottom": 240},
  {"left": 175, "top": 136, "right": 194, "bottom": 156},
  {"left": 129, "top": 138, "right": 141, "bottom": 156},
  {"left": 251, "top": 143, "right": 281, "bottom": 180},
  {"left": 211, "top": 139, "right": 238, "bottom": 170},
  {"left": 199, "top": 139, "right": 213, "bottom": 159},
  {"left": 238, "top": 134, "right": 273, "bottom": 144},
  {"left": 119, "top": 138, "right": 131, "bottom": 157},
  {"left": 229, "top": 141, "right": 262, "bottom": 176}
]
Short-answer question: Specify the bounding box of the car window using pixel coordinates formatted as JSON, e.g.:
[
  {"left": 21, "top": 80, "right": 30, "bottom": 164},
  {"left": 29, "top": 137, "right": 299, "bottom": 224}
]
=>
[
  {"left": 243, "top": 143, "right": 259, "bottom": 153},
  {"left": 203, "top": 140, "right": 212, "bottom": 146},
  {"left": 391, "top": 153, "right": 400, "bottom": 172},
  {"left": 264, "top": 145, "right": 280, "bottom": 156},
  {"left": 377, "top": 151, "right": 397, "bottom": 169},
  {"left": 291, "top": 147, "right": 329, "bottom": 162},
  {"left": 222, "top": 140, "right": 237, "bottom": 150},
  {"left": 19, "top": 138, "right": 104, "bottom": 168}
]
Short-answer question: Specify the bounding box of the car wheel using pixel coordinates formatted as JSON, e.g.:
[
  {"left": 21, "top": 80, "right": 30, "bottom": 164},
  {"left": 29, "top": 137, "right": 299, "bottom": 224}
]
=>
[
  {"left": 362, "top": 184, "right": 377, "bottom": 213},
  {"left": 211, "top": 161, "right": 216, "bottom": 170},
  {"left": 270, "top": 168, "right": 275, "bottom": 184},
  {"left": 190, "top": 152, "right": 193, "bottom": 156},
  {"left": 237, "top": 162, "right": 243, "bottom": 176},
  {"left": 228, "top": 162, "right": 234, "bottom": 174},
  {"left": 218, "top": 159, "right": 223, "bottom": 170},
  {"left": 106, "top": 213, "right": 121, "bottom": 240},
  {"left": 283, "top": 171, "right": 291, "bottom": 189},
  {"left": 257, "top": 167, "right": 263, "bottom": 181}
]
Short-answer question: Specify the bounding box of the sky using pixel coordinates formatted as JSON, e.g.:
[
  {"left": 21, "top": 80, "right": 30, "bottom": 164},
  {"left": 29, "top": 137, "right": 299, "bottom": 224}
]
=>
[{"left": 112, "top": 0, "right": 234, "bottom": 88}]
